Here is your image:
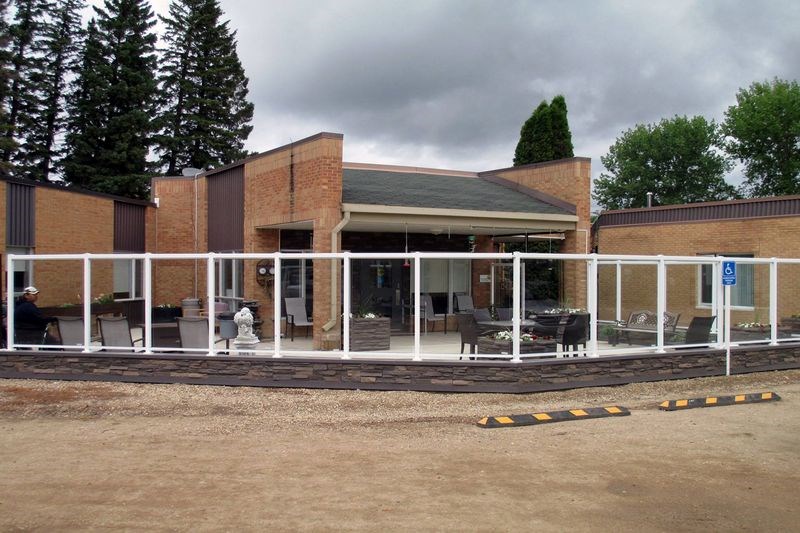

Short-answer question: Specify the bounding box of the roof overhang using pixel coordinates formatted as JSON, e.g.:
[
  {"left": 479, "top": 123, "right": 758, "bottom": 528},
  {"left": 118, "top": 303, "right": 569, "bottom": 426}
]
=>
[
  {"left": 254, "top": 205, "right": 578, "bottom": 236},
  {"left": 341, "top": 203, "right": 577, "bottom": 235}
]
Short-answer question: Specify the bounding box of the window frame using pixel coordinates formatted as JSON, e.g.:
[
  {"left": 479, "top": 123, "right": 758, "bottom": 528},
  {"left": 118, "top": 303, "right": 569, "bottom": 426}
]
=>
[{"left": 697, "top": 253, "right": 755, "bottom": 310}]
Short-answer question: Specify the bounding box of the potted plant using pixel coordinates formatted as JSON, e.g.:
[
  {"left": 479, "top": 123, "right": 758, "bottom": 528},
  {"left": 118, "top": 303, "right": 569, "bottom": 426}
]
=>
[
  {"left": 349, "top": 296, "right": 390, "bottom": 351},
  {"left": 477, "top": 330, "right": 554, "bottom": 355},
  {"left": 152, "top": 303, "right": 181, "bottom": 323},
  {"left": 781, "top": 314, "right": 800, "bottom": 332}
]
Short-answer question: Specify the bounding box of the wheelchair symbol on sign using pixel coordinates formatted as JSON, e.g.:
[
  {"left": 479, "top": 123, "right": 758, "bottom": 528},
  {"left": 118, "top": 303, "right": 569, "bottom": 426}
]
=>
[{"left": 724, "top": 265, "right": 734, "bottom": 275}]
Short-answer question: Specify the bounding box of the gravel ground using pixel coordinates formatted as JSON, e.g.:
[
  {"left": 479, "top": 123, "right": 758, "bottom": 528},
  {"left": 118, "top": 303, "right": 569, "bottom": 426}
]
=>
[{"left": 1, "top": 370, "right": 799, "bottom": 531}]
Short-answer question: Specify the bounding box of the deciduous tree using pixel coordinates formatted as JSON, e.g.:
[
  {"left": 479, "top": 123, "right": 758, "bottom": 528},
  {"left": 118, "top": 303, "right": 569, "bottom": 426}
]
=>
[
  {"left": 594, "top": 116, "right": 736, "bottom": 210},
  {"left": 722, "top": 78, "right": 800, "bottom": 197}
]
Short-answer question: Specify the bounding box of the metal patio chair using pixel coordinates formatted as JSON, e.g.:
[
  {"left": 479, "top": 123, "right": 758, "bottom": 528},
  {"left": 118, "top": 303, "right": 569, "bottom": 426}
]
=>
[
  {"left": 55, "top": 316, "right": 86, "bottom": 347},
  {"left": 97, "top": 316, "right": 142, "bottom": 350},
  {"left": 421, "top": 293, "right": 447, "bottom": 334},
  {"left": 284, "top": 297, "right": 313, "bottom": 341},
  {"left": 177, "top": 316, "right": 210, "bottom": 351}
]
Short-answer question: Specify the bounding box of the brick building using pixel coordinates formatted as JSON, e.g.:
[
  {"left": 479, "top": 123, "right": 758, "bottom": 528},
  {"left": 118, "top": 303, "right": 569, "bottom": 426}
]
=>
[
  {"left": 1, "top": 177, "right": 155, "bottom": 320},
  {"left": 150, "top": 132, "right": 592, "bottom": 348},
  {"left": 2, "top": 132, "right": 592, "bottom": 348},
  {"left": 593, "top": 196, "right": 800, "bottom": 326}
]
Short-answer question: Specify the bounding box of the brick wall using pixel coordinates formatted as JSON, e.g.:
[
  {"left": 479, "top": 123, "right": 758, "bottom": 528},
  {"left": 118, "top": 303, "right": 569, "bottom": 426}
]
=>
[
  {"left": 150, "top": 177, "right": 201, "bottom": 306},
  {"left": 244, "top": 133, "right": 345, "bottom": 349},
  {"left": 596, "top": 216, "right": 800, "bottom": 325},
  {"left": 489, "top": 158, "right": 592, "bottom": 308}
]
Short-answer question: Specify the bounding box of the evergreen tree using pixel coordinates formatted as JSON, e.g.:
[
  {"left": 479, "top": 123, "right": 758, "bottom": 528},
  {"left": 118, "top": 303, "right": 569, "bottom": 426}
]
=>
[
  {"left": 549, "top": 95, "right": 574, "bottom": 160},
  {"left": 0, "top": 0, "right": 16, "bottom": 175},
  {"left": 513, "top": 95, "right": 574, "bottom": 166},
  {"left": 1, "top": 0, "right": 48, "bottom": 167},
  {"left": 62, "top": 0, "right": 158, "bottom": 199},
  {"left": 514, "top": 100, "right": 551, "bottom": 165},
  {"left": 155, "top": 0, "right": 254, "bottom": 175},
  {"left": 15, "top": 0, "right": 84, "bottom": 181},
  {"left": 62, "top": 19, "right": 107, "bottom": 189}
]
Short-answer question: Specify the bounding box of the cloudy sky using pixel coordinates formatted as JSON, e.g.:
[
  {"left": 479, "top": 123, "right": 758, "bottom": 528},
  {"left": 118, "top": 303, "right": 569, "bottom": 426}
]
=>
[{"left": 93, "top": 0, "right": 800, "bottom": 189}]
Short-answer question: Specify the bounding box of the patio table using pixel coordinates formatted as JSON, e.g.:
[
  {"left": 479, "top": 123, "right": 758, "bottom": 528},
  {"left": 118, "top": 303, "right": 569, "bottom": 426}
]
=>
[
  {"left": 476, "top": 319, "right": 540, "bottom": 330},
  {"left": 139, "top": 322, "right": 180, "bottom": 347}
]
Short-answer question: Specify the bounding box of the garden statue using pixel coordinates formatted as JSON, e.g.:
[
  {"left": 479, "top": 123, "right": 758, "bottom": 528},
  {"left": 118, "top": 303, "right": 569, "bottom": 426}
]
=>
[{"left": 233, "top": 306, "right": 258, "bottom": 344}]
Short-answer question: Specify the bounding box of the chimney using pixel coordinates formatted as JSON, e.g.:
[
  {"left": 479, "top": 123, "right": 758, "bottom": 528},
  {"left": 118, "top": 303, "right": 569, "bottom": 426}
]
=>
[{"left": 646, "top": 192, "right": 653, "bottom": 208}]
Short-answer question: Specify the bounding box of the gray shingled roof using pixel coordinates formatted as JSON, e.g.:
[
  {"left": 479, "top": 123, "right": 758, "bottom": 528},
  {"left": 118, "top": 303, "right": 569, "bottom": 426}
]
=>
[{"left": 342, "top": 168, "right": 570, "bottom": 215}]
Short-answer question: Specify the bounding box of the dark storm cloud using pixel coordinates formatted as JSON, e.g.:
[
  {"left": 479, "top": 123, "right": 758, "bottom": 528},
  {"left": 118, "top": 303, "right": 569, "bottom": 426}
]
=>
[{"left": 146, "top": 0, "right": 800, "bottom": 173}]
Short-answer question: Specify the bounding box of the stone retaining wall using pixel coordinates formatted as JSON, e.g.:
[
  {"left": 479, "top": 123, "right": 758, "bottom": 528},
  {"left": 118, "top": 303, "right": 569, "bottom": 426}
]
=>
[{"left": 1, "top": 344, "right": 798, "bottom": 393}]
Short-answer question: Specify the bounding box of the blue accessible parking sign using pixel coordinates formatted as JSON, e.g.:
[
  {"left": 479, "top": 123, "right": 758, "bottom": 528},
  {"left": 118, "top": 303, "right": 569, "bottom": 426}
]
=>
[{"left": 722, "top": 261, "right": 736, "bottom": 285}]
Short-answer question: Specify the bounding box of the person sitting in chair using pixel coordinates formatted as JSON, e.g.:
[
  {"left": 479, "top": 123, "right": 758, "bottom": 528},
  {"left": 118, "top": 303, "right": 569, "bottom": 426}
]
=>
[{"left": 14, "top": 286, "right": 58, "bottom": 344}]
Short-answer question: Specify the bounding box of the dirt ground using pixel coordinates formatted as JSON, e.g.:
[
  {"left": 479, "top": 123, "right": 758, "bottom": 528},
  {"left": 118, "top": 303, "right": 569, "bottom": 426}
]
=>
[{"left": 1, "top": 370, "right": 799, "bottom": 532}]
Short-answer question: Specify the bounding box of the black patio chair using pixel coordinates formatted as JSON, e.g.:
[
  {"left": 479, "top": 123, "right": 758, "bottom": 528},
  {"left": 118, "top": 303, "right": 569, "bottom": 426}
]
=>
[
  {"left": 558, "top": 314, "right": 589, "bottom": 356},
  {"left": 684, "top": 316, "right": 717, "bottom": 346},
  {"left": 455, "top": 313, "right": 479, "bottom": 359}
]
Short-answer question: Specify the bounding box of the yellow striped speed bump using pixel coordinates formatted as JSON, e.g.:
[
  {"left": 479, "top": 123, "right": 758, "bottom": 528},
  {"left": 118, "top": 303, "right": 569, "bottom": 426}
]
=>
[
  {"left": 477, "top": 406, "right": 630, "bottom": 428},
  {"left": 659, "top": 391, "right": 781, "bottom": 411}
]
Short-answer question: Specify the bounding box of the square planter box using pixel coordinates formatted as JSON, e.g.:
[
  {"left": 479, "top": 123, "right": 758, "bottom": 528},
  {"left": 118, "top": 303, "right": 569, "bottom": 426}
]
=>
[
  {"left": 477, "top": 336, "right": 555, "bottom": 355},
  {"left": 152, "top": 306, "right": 181, "bottom": 323},
  {"left": 350, "top": 317, "right": 390, "bottom": 351}
]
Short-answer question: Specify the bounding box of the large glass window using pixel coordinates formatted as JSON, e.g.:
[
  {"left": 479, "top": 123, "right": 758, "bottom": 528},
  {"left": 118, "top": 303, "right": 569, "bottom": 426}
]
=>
[
  {"left": 699, "top": 255, "right": 754, "bottom": 308},
  {"left": 280, "top": 255, "right": 313, "bottom": 317},
  {"left": 113, "top": 258, "right": 143, "bottom": 300},
  {"left": 8, "top": 247, "right": 33, "bottom": 296},
  {"left": 417, "top": 259, "right": 471, "bottom": 313},
  {"left": 216, "top": 258, "right": 244, "bottom": 308}
]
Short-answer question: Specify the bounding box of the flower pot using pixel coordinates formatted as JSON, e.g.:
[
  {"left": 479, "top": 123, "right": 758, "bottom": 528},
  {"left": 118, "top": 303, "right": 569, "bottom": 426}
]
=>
[{"left": 152, "top": 306, "right": 181, "bottom": 323}]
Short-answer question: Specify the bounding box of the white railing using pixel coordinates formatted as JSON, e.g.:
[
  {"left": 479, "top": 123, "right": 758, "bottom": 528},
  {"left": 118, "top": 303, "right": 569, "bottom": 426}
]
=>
[{"left": 5, "top": 252, "right": 800, "bottom": 373}]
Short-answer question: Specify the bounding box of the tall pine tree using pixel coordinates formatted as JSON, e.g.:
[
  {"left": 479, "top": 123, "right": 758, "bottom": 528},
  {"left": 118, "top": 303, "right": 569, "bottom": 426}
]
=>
[
  {"left": 15, "top": 0, "right": 84, "bottom": 181},
  {"left": 513, "top": 95, "right": 574, "bottom": 166},
  {"left": 62, "top": 0, "right": 157, "bottom": 199},
  {"left": 155, "top": 0, "right": 253, "bottom": 175},
  {"left": 62, "top": 19, "right": 106, "bottom": 189},
  {"left": 0, "top": 0, "right": 16, "bottom": 175},
  {"left": 2, "top": 0, "right": 48, "bottom": 168}
]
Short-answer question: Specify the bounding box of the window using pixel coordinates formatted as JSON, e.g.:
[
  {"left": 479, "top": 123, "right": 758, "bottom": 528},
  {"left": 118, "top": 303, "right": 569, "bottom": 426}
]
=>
[
  {"left": 699, "top": 254, "right": 754, "bottom": 308},
  {"left": 418, "top": 259, "right": 471, "bottom": 313},
  {"left": 216, "top": 258, "right": 244, "bottom": 307},
  {"left": 8, "top": 247, "right": 33, "bottom": 296},
  {"left": 113, "top": 258, "right": 143, "bottom": 300}
]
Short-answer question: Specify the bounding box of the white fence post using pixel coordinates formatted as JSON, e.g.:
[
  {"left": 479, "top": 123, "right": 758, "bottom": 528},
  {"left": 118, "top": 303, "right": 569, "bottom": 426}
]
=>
[
  {"left": 143, "top": 254, "right": 153, "bottom": 354},
  {"left": 511, "top": 252, "right": 521, "bottom": 363},
  {"left": 413, "top": 252, "right": 421, "bottom": 361},
  {"left": 656, "top": 256, "right": 666, "bottom": 353},
  {"left": 342, "top": 253, "right": 351, "bottom": 359},
  {"left": 770, "top": 259, "right": 778, "bottom": 346},
  {"left": 273, "top": 256, "right": 282, "bottom": 358}
]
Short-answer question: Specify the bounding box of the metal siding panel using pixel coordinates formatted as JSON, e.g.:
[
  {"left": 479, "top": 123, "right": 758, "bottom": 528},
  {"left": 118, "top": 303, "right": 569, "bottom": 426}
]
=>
[
  {"left": 7, "top": 183, "right": 35, "bottom": 246},
  {"left": 207, "top": 166, "right": 244, "bottom": 251},
  {"left": 114, "top": 202, "right": 146, "bottom": 252}
]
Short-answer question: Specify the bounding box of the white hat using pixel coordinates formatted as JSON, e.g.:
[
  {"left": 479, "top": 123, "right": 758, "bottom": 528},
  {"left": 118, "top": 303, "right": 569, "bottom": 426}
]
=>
[{"left": 23, "top": 286, "right": 39, "bottom": 294}]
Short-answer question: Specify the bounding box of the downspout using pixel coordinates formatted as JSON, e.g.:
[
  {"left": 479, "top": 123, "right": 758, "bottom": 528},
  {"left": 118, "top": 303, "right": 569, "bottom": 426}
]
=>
[{"left": 322, "top": 211, "right": 351, "bottom": 331}]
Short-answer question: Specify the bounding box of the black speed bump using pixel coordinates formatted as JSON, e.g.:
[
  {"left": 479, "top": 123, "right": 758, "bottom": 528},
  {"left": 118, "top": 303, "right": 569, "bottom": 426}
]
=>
[
  {"left": 659, "top": 391, "right": 780, "bottom": 411},
  {"left": 477, "top": 406, "right": 630, "bottom": 428}
]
